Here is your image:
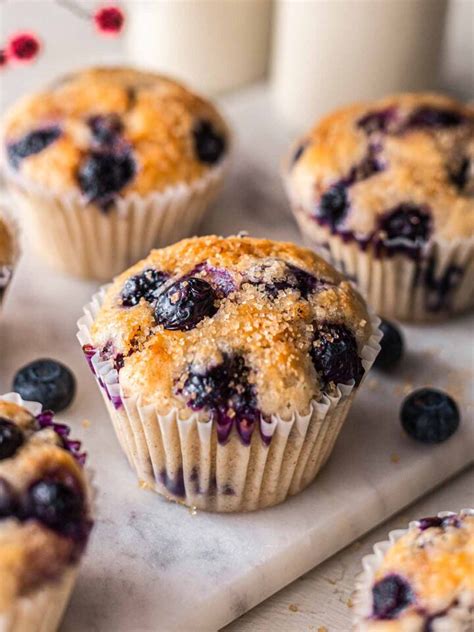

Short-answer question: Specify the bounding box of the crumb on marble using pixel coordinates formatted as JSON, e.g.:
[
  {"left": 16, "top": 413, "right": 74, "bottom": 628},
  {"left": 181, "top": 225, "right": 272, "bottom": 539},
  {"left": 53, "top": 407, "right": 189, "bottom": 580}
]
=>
[
  {"left": 347, "top": 597, "right": 353, "bottom": 608},
  {"left": 366, "top": 378, "right": 378, "bottom": 390},
  {"left": 81, "top": 418, "right": 91, "bottom": 428},
  {"left": 189, "top": 505, "right": 198, "bottom": 516},
  {"left": 139, "top": 480, "right": 153, "bottom": 490},
  {"left": 318, "top": 626, "right": 328, "bottom": 632},
  {"left": 288, "top": 603, "right": 299, "bottom": 612},
  {"left": 390, "top": 453, "right": 400, "bottom": 464}
]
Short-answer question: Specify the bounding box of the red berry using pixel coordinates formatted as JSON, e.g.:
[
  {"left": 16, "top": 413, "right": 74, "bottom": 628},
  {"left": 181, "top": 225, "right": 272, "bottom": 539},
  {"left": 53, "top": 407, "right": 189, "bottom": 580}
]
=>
[
  {"left": 7, "top": 32, "right": 41, "bottom": 63},
  {"left": 0, "top": 50, "right": 7, "bottom": 68},
  {"left": 94, "top": 6, "right": 125, "bottom": 35}
]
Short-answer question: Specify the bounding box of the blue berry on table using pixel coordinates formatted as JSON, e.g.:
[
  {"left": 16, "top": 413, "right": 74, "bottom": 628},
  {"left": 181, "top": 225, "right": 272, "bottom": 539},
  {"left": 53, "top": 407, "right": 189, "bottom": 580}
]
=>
[
  {"left": 13, "top": 359, "right": 76, "bottom": 413},
  {"left": 400, "top": 388, "right": 460, "bottom": 444},
  {"left": 374, "top": 319, "right": 404, "bottom": 370}
]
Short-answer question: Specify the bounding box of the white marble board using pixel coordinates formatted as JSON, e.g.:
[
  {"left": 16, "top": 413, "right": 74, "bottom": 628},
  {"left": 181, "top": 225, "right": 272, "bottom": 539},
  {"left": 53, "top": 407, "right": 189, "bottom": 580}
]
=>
[{"left": 0, "top": 86, "right": 473, "bottom": 632}]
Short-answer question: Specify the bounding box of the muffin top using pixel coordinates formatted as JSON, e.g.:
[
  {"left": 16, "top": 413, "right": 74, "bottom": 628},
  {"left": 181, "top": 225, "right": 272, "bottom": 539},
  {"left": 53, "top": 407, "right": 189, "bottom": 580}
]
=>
[
  {"left": 0, "top": 399, "right": 92, "bottom": 611},
  {"left": 88, "top": 235, "right": 374, "bottom": 443},
  {"left": 1, "top": 66, "right": 229, "bottom": 208},
  {"left": 286, "top": 93, "right": 474, "bottom": 245},
  {"left": 360, "top": 512, "right": 474, "bottom": 631},
  {"left": 0, "top": 206, "right": 16, "bottom": 267}
]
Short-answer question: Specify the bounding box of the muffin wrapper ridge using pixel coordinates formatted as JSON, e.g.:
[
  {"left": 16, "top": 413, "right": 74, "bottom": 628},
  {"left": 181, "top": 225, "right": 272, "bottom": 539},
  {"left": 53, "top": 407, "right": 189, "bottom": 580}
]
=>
[
  {"left": 0, "top": 201, "right": 20, "bottom": 313},
  {"left": 77, "top": 287, "right": 382, "bottom": 513},
  {"left": 291, "top": 205, "right": 474, "bottom": 322},
  {"left": 5, "top": 161, "right": 227, "bottom": 281},
  {"left": 0, "top": 392, "right": 95, "bottom": 632},
  {"left": 352, "top": 508, "right": 474, "bottom": 632}
]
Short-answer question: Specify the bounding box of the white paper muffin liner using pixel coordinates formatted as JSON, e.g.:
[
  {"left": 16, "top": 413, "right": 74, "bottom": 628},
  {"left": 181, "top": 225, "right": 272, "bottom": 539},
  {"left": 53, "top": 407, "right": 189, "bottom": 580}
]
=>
[
  {"left": 353, "top": 508, "right": 474, "bottom": 631},
  {"left": 77, "top": 285, "right": 381, "bottom": 513},
  {"left": 292, "top": 205, "right": 474, "bottom": 322},
  {"left": 0, "top": 201, "right": 20, "bottom": 313},
  {"left": 5, "top": 161, "right": 227, "bottom": 281},
  {"left": 0, "top": 392, "right": 95, "bottom": 632}
]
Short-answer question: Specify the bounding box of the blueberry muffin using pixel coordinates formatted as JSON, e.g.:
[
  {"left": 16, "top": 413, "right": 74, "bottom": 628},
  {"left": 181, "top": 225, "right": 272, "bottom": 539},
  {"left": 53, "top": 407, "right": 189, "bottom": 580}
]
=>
[
  {"left": 0, "top": 393, "right": 93, "bottom": 632},
  {"left": 1, "top": 66, "right": 229, "bottom": 280},
  {"left": 284, "top": 93, "right": 474, "bottom": 321},
  {"left": 0, "top": 204, "right": 18, "bottom": 311},
  {"left": 78, "top": 235, "right": 380, "bottom": 512},
  {"left": 354, "top": 510, "right": 474, "bottom": 631}
]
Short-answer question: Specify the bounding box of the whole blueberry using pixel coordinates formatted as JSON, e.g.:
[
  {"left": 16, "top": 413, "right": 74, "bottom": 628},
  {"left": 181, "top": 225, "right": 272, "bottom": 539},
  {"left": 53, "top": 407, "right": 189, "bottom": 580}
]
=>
[
  {"left": 193, "top": 119, "right": 226, "bottom": 164},
  {"left": 154, "top": 277, "right": 218, "bottom": 331},
  {"left": 13, "top": 359, "right": 76, "bottom": 413},
  {"left": 316, "top": 183, "right": 349, "bottom": 230},
  {"left": 77, "top": 151, "right": 136, "bottom": 206},
  {"left": 121, "top": 268, "right": 169, "bottom": 307},
  {"left": 400, "top": 388, "right": 460, "bottom": 444},
  {"left": 0, "top": 418, "right": 24, "bottom": 460},
  {"left": 372, "top": 574, "right": 414, "bottom": 619},
  {"left": 7, "top": 126, "right": 62, "bottom": 169},
  {"left": 374, "top": 319, "right": 404, "bottom": 370},
  {"left": 379, "top": 204, "right": 431, "bottom": 245},
  {"left": 311, "top": 323, "right": 364, "bottom": 388},
  {"left": 0, "top": 477, "right": 19, "bottom": 518},
  {"left": 25, "top": 480, "right": 84, "bottom": 533}
]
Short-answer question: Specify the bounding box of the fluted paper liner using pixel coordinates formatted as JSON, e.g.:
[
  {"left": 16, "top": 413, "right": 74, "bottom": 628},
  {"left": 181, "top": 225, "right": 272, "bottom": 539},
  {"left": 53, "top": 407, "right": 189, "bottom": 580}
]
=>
[
  {"left": 0, "top": 202, "right": 20, "bottom": 313},
  {"left": 78, "top": 285, "right": 381, "bottom": 512},
  {"left": 6, "top": 162, "right": 227, "bottom": 281},
  {"left": 353, "top": 508, "right": 474, "bottom": 631},
  {"left": 0, "top": 393, "right": 95, "bottom": 632},
  {"left": 291, "top": 205, "right": 474, "bottom": 322}
]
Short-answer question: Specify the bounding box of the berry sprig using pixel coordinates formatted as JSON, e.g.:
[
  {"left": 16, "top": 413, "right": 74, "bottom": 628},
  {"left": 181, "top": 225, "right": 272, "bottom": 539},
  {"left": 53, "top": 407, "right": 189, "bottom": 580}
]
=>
[
  {"left": 0, "top": 32, "right": 41, "bottom": 69},
  {"left": 57, "top": 1, "right": 125, "bottom": 36}
]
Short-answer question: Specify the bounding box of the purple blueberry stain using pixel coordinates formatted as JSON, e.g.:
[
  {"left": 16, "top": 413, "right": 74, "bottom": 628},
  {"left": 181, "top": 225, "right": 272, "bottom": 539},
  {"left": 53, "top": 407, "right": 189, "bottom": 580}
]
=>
[
  {"left": 247, "top": 260, "right": 324, "bottom": 299},
  {"left": 36, "top": 410, "right": 87, "bottom": 466},
  {"left": 177, "top": 354, "right": 262, "bottom": 445},
  {"left": 311, "top": 323, "right": 364, "bottom": 389},
  {"left": 372, "top": 574, "right": 414, "bottom": 620},
  {"left": 7, "top": 126, "right": 62, "bottom": 169},
  {"left": 422, "top": 258, "right": 463, "bottom": 313},
  {"left": 158, "top": 468, "right": 186, "bottom": 498},
  {"left": 154, "top": 277, "right": 218, "bottom": 331},
  {"left": 418, "top": 514, "right": 461, "bottom": 531},
  {"left": 121, "top": 268, "right": 169, "bottom": 307},
  {"left": 188, "top": 262, "right": 237, "bottom": 298}
]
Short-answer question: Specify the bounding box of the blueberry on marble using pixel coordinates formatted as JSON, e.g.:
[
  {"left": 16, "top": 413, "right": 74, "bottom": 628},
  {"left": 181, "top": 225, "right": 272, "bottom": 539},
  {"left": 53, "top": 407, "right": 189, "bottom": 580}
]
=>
[
  {"left": 316, "top": 184, "right": 349, "bottom": 230},
  {"left": 193, "top": 119, "right": 226, "bottom": 164},
  {"left": 154, "top": 277, "right": 217, "bottom": 331},
  {"left": 121, "top": 268, "right": 169, "bottom": 307},
  {"left": 372, "top": 574, "right": 414, "bottom": 620},
  {"left": 88, "top": 114, "right": 124, "bottom": 146},
  {"left": 406, "top": 107, "right": 464, "bottom": 129},
  {"left": 0, "top": 477, "right": 19, "bottom": 519},
  {"left": 311, "top": 324, "right": 364, "bottom": 387},
  {"left": 400, "top": 388, "right": 460, "bottom": 444},
  {"left": 25, "top": 480, "right": 84, "bottom": 534},
  {"left": 374, "top": 319, "right": 404, "bottom": 371},
  {"left": 0, "top": 418, "right": 24, "bottom": 460},
  {"left": 13, "top": 359, "right": 76, "bottom": 413},
  {"left": 77, "top": 151, "right": 136, "bottom": 206},
  {"left": 180, "top": 354, "right": 260, "bottom": 444},
  {"left": 7, "top": 126, "right": 61, "bottom": 169},
  {"left": 379, "top": 204, "right": 431, "bottom": 245}
]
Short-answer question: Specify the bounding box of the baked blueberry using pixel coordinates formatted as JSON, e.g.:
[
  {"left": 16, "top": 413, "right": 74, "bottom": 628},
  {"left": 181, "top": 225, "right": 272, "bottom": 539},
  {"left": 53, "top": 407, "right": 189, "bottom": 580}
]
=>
[
  {"left": 379, "top": 204, "right": 431, "bottom": 245},
  {"left": 400, "top": 388, "right": 460, "bottom": 443},
  {"left": 0, "top": 418, "right": 24, "bottom": 460},
  {"left": 316, "top": 183, "right": 349, "bottom": 230},
  {"left": 121, "top": 268, "right": 169, "bottom": 307},
  {"left": 372, "top": 574, "right": 414, "bottom": 619},
  {"left": 0, "top": 477, "right": 19, "bottom": 518},
  {"left": 25, "top": 479, "right": 84, "bottom": 534},
  {"left": 406, "top": 107, "right": 464, "bottom": 129},
  {"left": 193, "top": 119, "right": 226, "bottom": 164},
  {"left": 374, "top": 319, "right": 404, "bottom": 370},
  {"left": 77, "top": 151, "right": 136, "bottom": 206},
  {"left": 357, "top": 108, "right": 396, "bottom": 134},
  {"left": 450, "top": 157, "right": 470, "bottom": 191},
  {"left": 180, "top": 354, "right": 259, "bottom": 444},
  {"left": 291, "top": 143, "right": 307, "bottom": 165},
  {"left": 7, "top": 126, "right": 61, "bottom": 169},
  {"left": 88, "top": 114, "right": 124, "bottom": 146},
  {"left": 13, "top": 359, "right": 76, "bottom": 413},
  {"left": 311, "top": 323, "right": 364, "bottom": 387},
  {"left": 154, "top": 277, "right": 217, "bottom": 330}
]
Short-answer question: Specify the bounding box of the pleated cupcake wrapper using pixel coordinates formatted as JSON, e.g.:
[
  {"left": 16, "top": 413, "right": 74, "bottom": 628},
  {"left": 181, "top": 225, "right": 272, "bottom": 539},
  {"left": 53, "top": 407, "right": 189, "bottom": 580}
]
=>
[
  {"left": 352, "top": 508, "right": 474, "bottom": 632},
  {"left": 292, "top": 205, "right": 474, "bottom": 322},
  {"left": 0, "top": 200, "right": 20, "bottom": 313},
  {"left": 77, "top": 286, "right": 381, "bottom": 512},
  {"left": 0, "top": 392, "right": 96, "bottom": 632},
  {"left": 5, "top": 161, "right": 227, "bottom": 281}
]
